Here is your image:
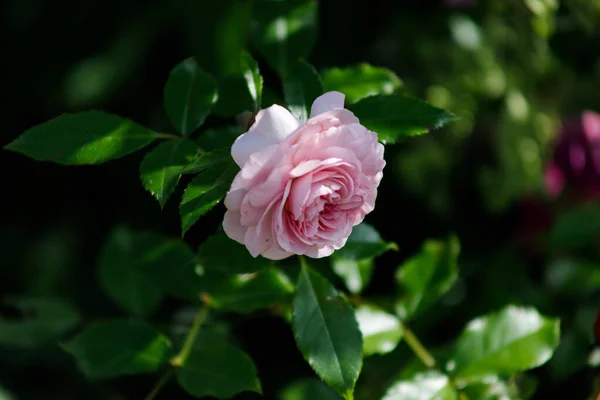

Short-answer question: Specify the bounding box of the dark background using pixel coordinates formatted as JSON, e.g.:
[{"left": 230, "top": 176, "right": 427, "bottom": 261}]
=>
[{"left": 2, "top": 0, "right": 600, "bottom": 399}]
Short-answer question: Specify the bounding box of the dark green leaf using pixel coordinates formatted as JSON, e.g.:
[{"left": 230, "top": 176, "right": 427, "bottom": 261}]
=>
[
  {"left": 175, "top": 331, "right": 261, "bottom": 398},
  {"left": 322, "top": 64, "right": 402, "bottom": 104},
  {"left": 0, "top": 297, "right": 80, "bottom": 348},
  {"left": 292, "top": 264, "right": 363, "bottom": 399},
  {"left": 63, "top": 319, "right": 171, "bottom": 380},
  {"left": 164, "top": 58, "right": 218, "bottom": 135},
  {"left": 280, "top": 378, "right": 342, "bottom": 400},
  {"left": 241, "top": 51, "right": 263, "bottom": 111},
  {"left": 335, "top": 222, "right": 397, "bottom": 261},
  {"left": 284, "top": 59, "right": 323, "bottom": 121},
  {"left": 196, "top": 127, "right": 242, "bottom": 152},
  {"left": 395, "top": 236, "right": 460, "bottom": 320},
  {"left": 180, "top": 147, "right": 231, "bottom": 174},
  {"left": 127, "top": 231, "right": 201, "bottom": 302},
  {"left": 180, "top": 162, "right": 238, "bottom": 235},
  {"left": 140, "top": 140, "right": 198, "bottom": 208},
  {"left": 549, "top": 203, "right": 600, "bottom": 251},
  {"left": 4, "top": 111, "right": 159, "bottom": 165},
  {"left": 331, "top": 258, "right": 374, "bottom": 294},
  {"left": 98, "top": 227, "right": 164, "bottom": 315},
  {"left": 450, "top": 305, "right": 560, "bottom": 379},
  {"left": 381, "top": 371, "right": 456, "bottom": 400},
  {"left": 197, "top": 233, "right": 272, "bottom": 274},
  {"left": 355, "top": 305, "right": 403, "bottom": 356},
  {"left": 348, "top": 95, "right": 456, "bottom": 144},
  {"left": 251, "top": 0, "right": 317, "bottom": 76},
  {"left": 210, "top": 268, "right": 294, "bottom": 313}
]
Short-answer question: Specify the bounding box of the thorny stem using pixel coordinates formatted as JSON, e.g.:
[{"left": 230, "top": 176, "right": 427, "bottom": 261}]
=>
[{"left": 402, "top": 324, "right": 436, "bottom": 369}]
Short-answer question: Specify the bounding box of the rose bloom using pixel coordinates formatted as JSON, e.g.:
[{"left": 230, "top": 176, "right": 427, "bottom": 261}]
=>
[
  {"left": 544, "top": 111, "right": 600, "bottom": 199},
  {"left": 222, "top": 91, "right": 385, "bottom": 260}
]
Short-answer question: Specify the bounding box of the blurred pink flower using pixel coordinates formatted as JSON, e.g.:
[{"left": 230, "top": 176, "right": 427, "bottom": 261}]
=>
[{"left": 544, "top": 111, "right": 600, "bottom": 199}]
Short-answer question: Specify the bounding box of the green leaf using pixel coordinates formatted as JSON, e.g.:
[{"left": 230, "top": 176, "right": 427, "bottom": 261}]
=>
[
  {"left": 381, "top": 371, "right": 457, "bottom": 400},
  {"left": 331, "top": 258, "right": 374, "bottom": 294},
  {"left": 280, "top": 378, "right": 342, "bottom": 400},
  {"left": 395, "top": 235, "right": 460, "bottom": 320},
  {"left": 251, "top": 0, "right": 317, "bottom": 76},
  {"left": 292, "top": 264, "right": 363, "bottom": 398},
  {"left": 62, "top": 319, "right": 171, "bottom": 380},
  {"left": 460, "top": 377, "right": 519, "bottom": 400},
  {"left": 335, "top": 222, "right": 397, "bottom": 261},
  {"left": 164, "top": 57, "right": 218, "bottom": 135},
  {"left": 180, "top": 147, "right": 231, "bottom": 174},
  {"left": 348, "top": 95, "right": 456, "bottom": 144},
  {"left": 210, "top": 268, "right": 294, "bottom": 313},
  {"left": 197, "top": 233, "right": 272, "bottom": 274},
  {"left": 4, "top": 111, "right": 159, "bottom": 164},
  {"left": 196, "top": 127, "right": 242, "bottom": 152},
  {"left": 450, "top": 305, "right": 560, "bottom": 379},
  {"left": 180, "top": 162, "right": 238, "bottom": 235},
  {"left": 284, "top": 59, "right": 323, "bottom": 121},
  {"left": 549, "top": 203, "right": 600, "bottom": 251},
  {"left": 241, "top": 51, "right": 263, "bottom": 111},
  {"left": 175, "top": 331, "right": 262, "bottom": 398},
  {"left": 124, "top": 231, "right": 201, "bottom": 302},
  {"left": 355, "top": 305, "right": 403, "bottom": 356},
  {"left": 322, "top": 64, "right": 402, "bottom": 104},
  {"left": 98, "top": 227, "right": 164, "bottom": 316},
  {"left": 0, "top": 297, "right": 80, "bottom": 348},
  {"left": 140, "top": 140, "right": 198, "bottom": 208}
]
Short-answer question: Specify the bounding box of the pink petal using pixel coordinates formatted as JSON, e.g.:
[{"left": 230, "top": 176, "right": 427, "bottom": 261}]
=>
[
  {"left": 222, "top": 211, "right": 247, "bottom": 243},
  {"left": 261, "top": 244, "right": 293, "bottom": 260},
  {"left": 231, "top": 105, "right": 301, "bottom": 167},
  {"left": 309, "top": 91, "right": 345, "bottom": 118}
]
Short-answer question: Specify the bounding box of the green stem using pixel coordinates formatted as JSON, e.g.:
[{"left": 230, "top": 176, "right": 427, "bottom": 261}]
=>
[
  {"left": 403, "top": 324, "right": 436, "bottom": 368},
  {"left": 171, "top": 307, "right": 209, "bottom": 366},
  {"left": 144, "top": 369, "right": 173, "bottom": 400},
  {"left": 156, "top": 132, "right": 182, "bottom": 140}
]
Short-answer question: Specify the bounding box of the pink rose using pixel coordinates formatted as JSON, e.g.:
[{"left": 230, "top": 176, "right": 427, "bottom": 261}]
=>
[{"left": 222, "top": 91, "right": 386, "bottom": 260}]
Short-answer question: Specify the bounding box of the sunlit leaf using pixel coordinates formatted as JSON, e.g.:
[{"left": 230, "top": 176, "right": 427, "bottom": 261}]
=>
[
  {"left": 180, "top": 161, "right": 238, "bottom": 235},
  {"left": 5, "top": 111, "right": 159, "bottom": 164},
  {"left": 395, "top": 236, "right": 460, "bottom": 320},
  {"left": 450, "top": 305, "right": 560, "bottom": 379},
  {"left": 348, "top": 95, "right": 456, "bottom": 144},
  {"left": 292, "top": 264, "right": 363, "bottom": 399},
  {"left": 241, "top": 51, "right": 263, "bottom": 111},
  {"left": 322, "top": 64, "right": 402, "bottom": 104},
  {"left": 355, "top": 305, "right": 403, "bottom": 356},
  {"left": 140, "top": 140, "right": 198, "bottom": 208},
  {"left": 382, "top": 371, "right": 456, "bottom": 400}
]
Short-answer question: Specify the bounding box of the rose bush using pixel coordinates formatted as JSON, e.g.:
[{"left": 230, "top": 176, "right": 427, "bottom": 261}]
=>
[{"left": 222, "top": 91, "right": 386, "bottom": 259}]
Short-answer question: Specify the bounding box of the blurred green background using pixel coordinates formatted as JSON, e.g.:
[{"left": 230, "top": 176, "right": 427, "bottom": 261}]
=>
[{"left": 3, "top": 0, "right": 600, "bottom": 399}]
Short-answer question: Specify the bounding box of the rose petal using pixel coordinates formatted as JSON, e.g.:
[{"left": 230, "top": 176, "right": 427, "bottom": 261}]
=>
[
  {"left": 232, "top": 105, "right": 301, "bottom": 167},
  {"left": 309, "top": 91, "right": 345, "bottom": 118},
  {"left": 222, "top": 211, "right": 247, "bottom": 243}
]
